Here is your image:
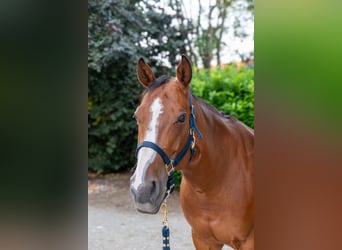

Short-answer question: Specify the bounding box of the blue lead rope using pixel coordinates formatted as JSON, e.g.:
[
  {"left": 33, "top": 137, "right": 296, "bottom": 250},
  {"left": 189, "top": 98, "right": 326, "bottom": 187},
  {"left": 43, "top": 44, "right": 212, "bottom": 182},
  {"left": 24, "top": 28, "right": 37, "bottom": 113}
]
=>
[{"left": 162, "top": 225, "right": 170, "bottom": 250}]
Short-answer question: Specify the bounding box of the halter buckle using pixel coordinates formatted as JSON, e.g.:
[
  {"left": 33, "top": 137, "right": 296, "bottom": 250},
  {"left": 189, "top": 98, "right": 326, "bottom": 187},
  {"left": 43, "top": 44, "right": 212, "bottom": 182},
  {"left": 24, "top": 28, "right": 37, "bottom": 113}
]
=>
[
  {"left": 191, "top": 133, "right": 196, "bottom": 150},
  {"left": 165, "top": 160, "right": 175, "bottom": 175},
  {"left": 191, "top": 105, "right": 196, "bottom": 117}
]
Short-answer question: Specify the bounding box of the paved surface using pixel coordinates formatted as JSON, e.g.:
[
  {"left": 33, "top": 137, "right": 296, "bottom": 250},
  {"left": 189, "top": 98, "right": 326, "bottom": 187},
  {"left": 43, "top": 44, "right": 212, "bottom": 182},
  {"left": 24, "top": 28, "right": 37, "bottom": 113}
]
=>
[{"left": 88, "top": 173, "right": 232, "bottom": 250}]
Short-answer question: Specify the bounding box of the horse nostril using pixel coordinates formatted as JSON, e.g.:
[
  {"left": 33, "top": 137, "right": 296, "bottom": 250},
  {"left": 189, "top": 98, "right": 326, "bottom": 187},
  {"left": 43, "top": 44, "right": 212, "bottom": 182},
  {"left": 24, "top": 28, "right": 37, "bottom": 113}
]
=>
[
  {"left": 151, "top": 181, "right": 156, "bottom": 195},
  {"left": 150, "top": 181, "right": 159, "bottom": 202}
]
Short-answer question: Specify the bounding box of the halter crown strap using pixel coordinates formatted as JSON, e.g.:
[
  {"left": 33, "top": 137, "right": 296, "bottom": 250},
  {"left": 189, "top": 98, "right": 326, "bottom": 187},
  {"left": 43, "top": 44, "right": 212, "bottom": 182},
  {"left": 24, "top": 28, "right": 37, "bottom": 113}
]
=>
[{"left": 189, "top": 94, "right": 203, "bottom": 140}]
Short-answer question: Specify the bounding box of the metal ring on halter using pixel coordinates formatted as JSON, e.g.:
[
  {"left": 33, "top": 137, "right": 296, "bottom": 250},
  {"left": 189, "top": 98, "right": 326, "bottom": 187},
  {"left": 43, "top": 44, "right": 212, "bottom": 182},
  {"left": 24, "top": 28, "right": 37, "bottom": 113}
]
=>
[
  {"left": 191, "top": 105, "right": 195, "bottom": 116},
  {"left": 191, "top": 134, "right": 196, "bottom": 150},
  {"left": 165, "top": 160, "right": 175, "bottom": 175}
]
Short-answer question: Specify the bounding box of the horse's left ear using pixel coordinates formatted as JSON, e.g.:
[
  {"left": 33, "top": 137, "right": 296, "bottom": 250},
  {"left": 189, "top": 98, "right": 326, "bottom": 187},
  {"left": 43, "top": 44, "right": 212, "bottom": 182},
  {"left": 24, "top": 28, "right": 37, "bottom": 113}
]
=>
[{"left": 176, "top": 54, "right": 192, "bottom": 88}]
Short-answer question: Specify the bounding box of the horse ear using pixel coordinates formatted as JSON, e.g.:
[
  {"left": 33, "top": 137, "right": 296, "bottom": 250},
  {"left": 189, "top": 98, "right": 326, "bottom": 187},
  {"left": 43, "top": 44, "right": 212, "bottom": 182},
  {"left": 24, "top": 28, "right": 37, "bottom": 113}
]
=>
[
  {"left": 176, "top": 54, "right": 192, "bottom": 88},
  {"left": 137, "top": 58, "right": 156, "bottom": 88}
]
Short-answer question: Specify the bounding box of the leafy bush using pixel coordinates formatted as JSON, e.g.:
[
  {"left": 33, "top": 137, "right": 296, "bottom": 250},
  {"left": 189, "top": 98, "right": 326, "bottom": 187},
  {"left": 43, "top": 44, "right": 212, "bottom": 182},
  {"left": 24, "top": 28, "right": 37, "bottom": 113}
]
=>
[
  {"left": 174, "top": 170, "right": 182, "bottom": 188},
  {"left": 191, "top": 65, "right": 254, "bottom": 128}
]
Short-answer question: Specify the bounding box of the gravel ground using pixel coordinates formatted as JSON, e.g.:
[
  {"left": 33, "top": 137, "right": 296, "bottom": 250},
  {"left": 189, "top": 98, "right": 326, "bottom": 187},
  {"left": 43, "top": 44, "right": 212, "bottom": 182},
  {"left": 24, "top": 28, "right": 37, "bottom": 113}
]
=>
[{"left": 88, "top": 172, "right": 232, "bottom": 250}]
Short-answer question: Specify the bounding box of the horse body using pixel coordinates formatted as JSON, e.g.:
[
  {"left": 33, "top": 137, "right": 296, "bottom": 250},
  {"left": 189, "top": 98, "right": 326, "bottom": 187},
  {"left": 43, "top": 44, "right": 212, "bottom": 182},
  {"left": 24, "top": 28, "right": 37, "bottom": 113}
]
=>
[
  {"left": 179, "top": 97, "right": 254, "bottom": 249},
  {"left": 130, "top": 55, "right": 254, "bottom": 250}
]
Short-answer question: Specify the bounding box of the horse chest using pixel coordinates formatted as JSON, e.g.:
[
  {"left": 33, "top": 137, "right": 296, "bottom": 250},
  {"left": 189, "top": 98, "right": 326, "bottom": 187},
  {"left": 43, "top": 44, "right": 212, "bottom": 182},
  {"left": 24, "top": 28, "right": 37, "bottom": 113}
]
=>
[{"left": 180, "top": 189, "right": 238, "bottom": 244}]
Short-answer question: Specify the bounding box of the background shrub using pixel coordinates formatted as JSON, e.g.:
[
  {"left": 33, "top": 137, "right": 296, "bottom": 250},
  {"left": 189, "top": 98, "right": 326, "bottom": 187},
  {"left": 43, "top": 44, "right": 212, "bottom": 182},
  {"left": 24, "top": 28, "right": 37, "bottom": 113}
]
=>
[{"left": 191, "top": 65, "right": 254, "bottom": 128}]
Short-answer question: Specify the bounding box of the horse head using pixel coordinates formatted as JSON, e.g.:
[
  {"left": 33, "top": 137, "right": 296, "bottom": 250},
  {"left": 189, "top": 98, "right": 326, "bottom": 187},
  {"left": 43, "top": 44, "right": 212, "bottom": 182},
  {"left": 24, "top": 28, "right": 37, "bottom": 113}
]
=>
[{"left": 130, "top": 55, "right": 193, "bottom": 214}]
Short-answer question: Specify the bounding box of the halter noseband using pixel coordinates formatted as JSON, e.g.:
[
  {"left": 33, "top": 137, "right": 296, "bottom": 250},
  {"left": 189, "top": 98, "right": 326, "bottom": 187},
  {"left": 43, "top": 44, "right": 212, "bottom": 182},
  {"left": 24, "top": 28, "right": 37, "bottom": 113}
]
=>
[{"left": 135, "top": 92, "right": 203, "bottom": 199}]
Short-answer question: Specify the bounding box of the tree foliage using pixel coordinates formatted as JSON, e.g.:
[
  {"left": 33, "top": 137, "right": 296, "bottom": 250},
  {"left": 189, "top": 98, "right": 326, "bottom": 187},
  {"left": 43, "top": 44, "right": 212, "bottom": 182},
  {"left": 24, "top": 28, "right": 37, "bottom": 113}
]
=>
[{"left": 191, "top": 0, "right": 254, "bottom": 68}]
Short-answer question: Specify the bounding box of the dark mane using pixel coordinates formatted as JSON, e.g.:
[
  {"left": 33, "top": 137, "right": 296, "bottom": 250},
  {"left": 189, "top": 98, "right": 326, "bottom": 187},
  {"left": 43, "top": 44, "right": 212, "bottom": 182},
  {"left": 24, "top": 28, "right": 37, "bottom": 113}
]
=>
[
  {"left": 141, "top": 75, "right": 171, "bottom": 98},
  {"left": 193, "top": 95, "right": 237, "bottom": 121},
  {"left": 148, "top": 75, "right": 171, "bottom": 91}
]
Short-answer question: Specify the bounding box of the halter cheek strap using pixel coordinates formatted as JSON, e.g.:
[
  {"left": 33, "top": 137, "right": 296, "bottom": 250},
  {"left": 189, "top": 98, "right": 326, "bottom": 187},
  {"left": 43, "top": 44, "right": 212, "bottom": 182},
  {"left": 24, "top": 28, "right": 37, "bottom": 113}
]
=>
[{"left": 135, "top": 93, "right": 202, "bottom": 199}]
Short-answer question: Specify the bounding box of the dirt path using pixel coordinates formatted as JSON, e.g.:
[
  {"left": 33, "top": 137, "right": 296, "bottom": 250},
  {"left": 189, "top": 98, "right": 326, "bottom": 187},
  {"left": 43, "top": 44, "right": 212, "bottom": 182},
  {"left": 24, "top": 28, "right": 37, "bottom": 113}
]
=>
[{"left": 88, "top": 172, "right": 232, "bottom": 250}]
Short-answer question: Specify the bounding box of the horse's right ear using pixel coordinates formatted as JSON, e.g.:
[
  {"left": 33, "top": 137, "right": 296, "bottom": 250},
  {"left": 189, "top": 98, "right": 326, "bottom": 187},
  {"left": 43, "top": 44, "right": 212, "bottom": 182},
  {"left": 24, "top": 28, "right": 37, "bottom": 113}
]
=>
[{"left": 137, "top": 58, "right": 155, "bottom": 88}]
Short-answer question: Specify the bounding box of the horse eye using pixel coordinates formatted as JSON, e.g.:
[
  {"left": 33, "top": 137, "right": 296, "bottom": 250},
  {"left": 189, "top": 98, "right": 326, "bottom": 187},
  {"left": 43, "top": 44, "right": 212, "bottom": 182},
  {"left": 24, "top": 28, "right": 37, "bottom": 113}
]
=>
[{"left": 177, "top": 113, "right": 186, "bottom": 123}]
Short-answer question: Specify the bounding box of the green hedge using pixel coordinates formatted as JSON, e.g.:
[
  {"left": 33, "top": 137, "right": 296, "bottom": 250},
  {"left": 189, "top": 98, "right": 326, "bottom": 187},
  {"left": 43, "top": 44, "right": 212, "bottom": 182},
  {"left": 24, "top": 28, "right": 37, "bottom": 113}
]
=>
[{"left": 191, "top": 65, "right": 254, "bottom": 128}]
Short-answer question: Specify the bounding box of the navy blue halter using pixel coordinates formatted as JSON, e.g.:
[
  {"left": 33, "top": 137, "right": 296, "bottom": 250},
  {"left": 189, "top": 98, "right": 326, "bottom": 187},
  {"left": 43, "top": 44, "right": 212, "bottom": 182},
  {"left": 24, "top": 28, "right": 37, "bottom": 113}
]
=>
[{"left": 135, "top": 93, "right": 202, "bottom": 199}]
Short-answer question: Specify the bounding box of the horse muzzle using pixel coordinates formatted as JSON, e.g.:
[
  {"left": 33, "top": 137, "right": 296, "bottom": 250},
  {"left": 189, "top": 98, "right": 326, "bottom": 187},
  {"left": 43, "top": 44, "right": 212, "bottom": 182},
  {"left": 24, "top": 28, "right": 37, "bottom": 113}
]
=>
[{"left": 130, "top": 177, "right": 165, "bottom": 214}]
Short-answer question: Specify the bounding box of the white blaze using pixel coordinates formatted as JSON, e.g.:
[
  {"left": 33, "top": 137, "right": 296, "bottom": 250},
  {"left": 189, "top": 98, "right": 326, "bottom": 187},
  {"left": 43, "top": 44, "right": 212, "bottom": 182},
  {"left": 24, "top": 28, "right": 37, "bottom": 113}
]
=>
[{"left": 132, "top": 97, "right": 163, "bottom": 190}]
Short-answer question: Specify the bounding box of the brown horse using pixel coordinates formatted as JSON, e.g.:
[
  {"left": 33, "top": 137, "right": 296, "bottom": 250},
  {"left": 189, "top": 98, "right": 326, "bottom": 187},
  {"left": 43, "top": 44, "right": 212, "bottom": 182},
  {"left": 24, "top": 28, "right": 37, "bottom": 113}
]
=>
[{"left": 130, "top": 55, "right": 254, "bottom": 250}]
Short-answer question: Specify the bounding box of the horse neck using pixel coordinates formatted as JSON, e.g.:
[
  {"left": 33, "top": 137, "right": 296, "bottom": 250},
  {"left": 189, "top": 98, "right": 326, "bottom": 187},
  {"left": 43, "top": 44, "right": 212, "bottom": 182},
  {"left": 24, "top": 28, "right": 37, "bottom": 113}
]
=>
[{"left": 180, "top": 96, "right": 253, "bottom": 193}]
